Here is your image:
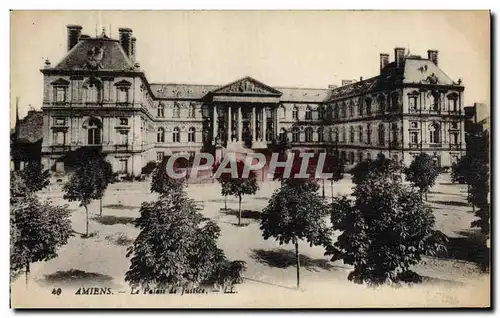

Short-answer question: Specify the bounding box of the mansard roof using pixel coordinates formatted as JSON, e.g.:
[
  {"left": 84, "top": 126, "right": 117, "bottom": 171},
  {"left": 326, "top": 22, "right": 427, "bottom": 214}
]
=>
[
  {"left": 53, "top": 37, "right": 135, "bottom": 71},
  {"left": 327, "top": 56, "right": 462, "bottom": 102}
]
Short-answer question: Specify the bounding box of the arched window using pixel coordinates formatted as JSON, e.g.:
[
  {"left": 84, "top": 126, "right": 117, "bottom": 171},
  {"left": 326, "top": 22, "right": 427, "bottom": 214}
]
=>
[
  {"left": 292, "top": 127, "right": 300, "bottom": 143},
  {"left": 188, "top": 127, "right": 196, "bottom": 142},
  {"left": 358, "top": 125, "right": 363, "bottom": 143},
  {"left": 173, "top": 127, "right": 180, "bottom": 143},
  {"left": 333, "top": 104, "right": 339, "bottom": 120},
  {"left": 305, "top": 127, "right": 313, "bottom": 142},
  {"left": 341, "top": 127, "right": 346, "bottom": 143},
  {"left": 391, "top": 123, "right": 398, "bottom": 144},
  {"left": 358, "top": 101, "right": 364, "bottom": 117},
  {"left": 341, "top": 102, "right": 347, "bottom": 118},
  {"left": 157, "top": 103, "right": 165, "bottom": 118},
  {"left": 173, "top": 103, "right": 181, "bottom": 118},
  {"left": 349, "top": 126, "right": 354, "bottom": 143},
  {"left": 377, "top": 95, "right": 386, "bottom": 113},
  {"left": 157, "top": 127, "right": 165, "bottom": 143},
  {"left": 447, "top": 93, "right": 459, "bottom": 112},
  {"left": 349, "top": 102, "right": 354, "bottom": 117},
  {"left": 280, "top": 105, "right": 286, "bottom": 119},
  {"left": 334, "top": 127, "right": 339, "bottom": 143},
  {"left": 84, "top": 78, "right": 102, "bottom": 103},
  {"left": 391, "top": 92, "right": 400, "bottom": 111},
  {"left": 318, "top": 106, "right": 325, "bottom": 120},
  {"left": 292, "top": 106, "right": 299, "bottom": 120},
  {"left": 378, "top": 123, "right": 385, "bottom": 145},
  {"left": 366, "top": 124, "right": 372, "bottom": 144},
  {"left": 429, "top": 122, "right": 441, "bottom": 143},
  {"left": 365, "top": 98, "right": 372, "bottom": 115},
  {"left": 305, "top": 106, "right": 312, "bottom": 120},
  {"left": 87, "top": 118, "right": 101, "bottom": 145},
  {"left": 431, "top": 92, "right": 440, "bottom": 111},
  {"left": 188, "top": 103, "right": 195, "bottom": 118},
  {"left": 318, "top": 127, "right": 324, "bottom": 142}
]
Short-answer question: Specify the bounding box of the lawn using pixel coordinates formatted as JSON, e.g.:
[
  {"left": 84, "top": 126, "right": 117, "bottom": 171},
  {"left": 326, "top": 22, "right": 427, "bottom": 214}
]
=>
[{"left": 10, "top": 173, "right": 490, "bottom": 308}]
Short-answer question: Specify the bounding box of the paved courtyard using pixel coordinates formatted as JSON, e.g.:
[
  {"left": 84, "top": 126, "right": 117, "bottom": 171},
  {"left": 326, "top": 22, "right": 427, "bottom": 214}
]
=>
[{"left": 11, "top": 173, "right": 490, "bottom": 307}]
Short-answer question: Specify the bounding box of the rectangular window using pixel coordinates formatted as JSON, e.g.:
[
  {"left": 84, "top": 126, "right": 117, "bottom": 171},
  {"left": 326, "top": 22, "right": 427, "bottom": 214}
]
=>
[
  {"left": 450, "top": 133, "right": 459, "bottom": 144},
  {"left": 157, "top": 152, "right": 164, "bottom": 162},
  {"left": 55, "top": 87, "right": 66, "bottom": 103},
  {"left": 54, "top": 118, "right": 66, "bottom": 126},
  {"left": 53, "top": 131, "right": 65, "bottom": 145},
  {"left": 119, "top": 160, "right": 128, "bottom": 174},
  {"left": 410, "top": 132, "right": 419, "bottom": 144},
  {"left": 120, "top": 132, "right": 128, "bottom": 145},
  {"left": 120, "top": 118, "right": 129, "bottom": 126},
  {"left": 409, "top": 96, "right": 418, "bottom": 111},
  {"left": 117, "top": 88, "right": 129, "bottom": 103}
]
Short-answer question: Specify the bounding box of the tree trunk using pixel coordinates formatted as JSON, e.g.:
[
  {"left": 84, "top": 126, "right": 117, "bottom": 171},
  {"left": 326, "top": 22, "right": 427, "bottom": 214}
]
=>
[
  {"left": 99, "top": 198, "right": 103, "bottom": 216},
  {"left": 224, "top": 195, "right": 227, "bottom": 210},
  {"left": 238, "top": 195, "right": 242, "bottom": 226},
  {"left": 425, "top": 191, "right": 428, "bottom": 201},
  {"left": 322, "top": 179, "right": 325, "bottom": 199},
  {"left": 330, "top": 180, "right": 334, "bottom": 203},
  {"left": 25, "top": 261, "right": 30, "bottom": 288},
  {"left": 294, "top": 238, "right": 300, "bottom": 289},
  {"left": 84, "top": 205, "right": 89, "bottom": 236},
  {"left": 473, "top": 205, "right": 476, "bottom": 213}
]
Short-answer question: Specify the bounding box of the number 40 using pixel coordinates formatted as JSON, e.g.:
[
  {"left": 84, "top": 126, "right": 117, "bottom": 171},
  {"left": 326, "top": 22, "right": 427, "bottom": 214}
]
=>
[{"left": 51, "top": 288, "right": 62, "bottom": 295}]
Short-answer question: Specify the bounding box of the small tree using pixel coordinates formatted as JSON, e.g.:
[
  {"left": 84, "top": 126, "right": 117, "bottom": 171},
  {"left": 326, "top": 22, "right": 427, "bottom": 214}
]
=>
[
  {"left": 63, "top": 159, "right": 103, "bottom": 236},
  {"left": 150, "top": 158, "right": 186, "bottom": 195},
  {"left": 225, "top": 161, "right": 259, "bottom": 226},
  {"left": 10, "top": 196, "right": 72, "bottom": 286},
  {"left": 95, "top": 158, "right": 113, "bottom": 216},
  {"left": 404, "top": 153, "right": 440, "bottom": 201},
  {"left": 125, "top": 189, "right": 233, "bottom": 288},
  {"left": 141, "top": 161, "right": 158, "bottom": 176},
  {"left": 21, "top": 161, "right": 50, "bottom": 194},
  {"left": 261, "top": 179, "right": 331, "bottom": 288},
  {"left": 323, "top": 153, "right": 344, "bottom": 202},
  {"left": 212, "top": 161, "right": 232, "bottom": 210},
  {"left": 350, "top": 153, "right": 398, "bottom": 185},
  {"left": 327, "top": 175, "right": 445, "bottom": 285}
]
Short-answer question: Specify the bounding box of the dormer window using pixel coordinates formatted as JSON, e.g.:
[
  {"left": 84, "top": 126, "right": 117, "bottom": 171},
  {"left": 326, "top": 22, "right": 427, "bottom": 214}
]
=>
[{"left": 117, "top": 88, "right": 129, "bottom": 103}]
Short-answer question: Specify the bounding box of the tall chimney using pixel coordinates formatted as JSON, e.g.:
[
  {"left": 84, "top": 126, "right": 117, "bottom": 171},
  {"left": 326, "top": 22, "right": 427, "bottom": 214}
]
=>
[
  {"left": 394, "top": 47, "right": 405, "bottom": 68},
  {"left": 380, "top": 53, "right": 389, "bottom": 73},
  {"left": 131, "top": 37, "right": 137, "bottom": 62},
  {"left": 119, "top": 28, "right": 133, "bottom": 58},
  {"left": 66, "top": 25, "right": 82, "bottom": 51},
  {"left": 427, "top": 50, "right": 439, "bottom": 66}
]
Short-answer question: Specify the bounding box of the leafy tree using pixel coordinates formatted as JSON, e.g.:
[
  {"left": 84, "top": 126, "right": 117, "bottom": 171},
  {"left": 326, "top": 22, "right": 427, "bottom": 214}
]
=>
[
  {"left": 10, "top": 196, "right": 72, "bottom": 286},
  {"left": 63, "top": 158, "right": 103, "bottom": 236},
  {"left": 350, "top": 153, "right": 399, "bottom": 185},
  {"left": 225, "top": 161, "right": 259, "bottom": 226},
  {"left": 327, "top": 175, "right": 445, "bottom": 285},
  {"left": 125, "top": 188, "right": 236, "bottom": 288},
  {"left": 95, "top": 158, "right": 113, "bottom": 216},
  {"left": 141, "top": 161, "right": 158, "bottom": 176},
  {"left": 404, "top": 153, "right": 440, "bottom": 201},
  {"left": 150, "top": 157, "right": 186, "bottom": 195},
  {"left": 260, "top": 179, "right": 331, "bottom": 288},
  {"left": 20, "top": 161, "right": 50, "bottom": 194},
  {"left": 212, "top": 161, "right": 232, "bottom": 210}
]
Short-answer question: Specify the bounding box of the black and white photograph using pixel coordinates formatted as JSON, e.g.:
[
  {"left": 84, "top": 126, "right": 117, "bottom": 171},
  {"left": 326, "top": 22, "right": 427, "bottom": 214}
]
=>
[{"left": 9, "top": 10, "right": 491, "bottom": 308}]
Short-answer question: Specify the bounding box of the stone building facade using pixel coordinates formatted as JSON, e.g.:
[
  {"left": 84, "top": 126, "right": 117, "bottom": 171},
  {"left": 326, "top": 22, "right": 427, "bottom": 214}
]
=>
[{"left": 40, "top": 25, "right": 466, "bottom": 175}]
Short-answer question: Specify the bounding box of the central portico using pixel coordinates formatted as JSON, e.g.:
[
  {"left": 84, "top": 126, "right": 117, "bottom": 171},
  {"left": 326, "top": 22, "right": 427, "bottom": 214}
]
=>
[{"left": 209, "top": 77, "right": 282, "bottom": 149}]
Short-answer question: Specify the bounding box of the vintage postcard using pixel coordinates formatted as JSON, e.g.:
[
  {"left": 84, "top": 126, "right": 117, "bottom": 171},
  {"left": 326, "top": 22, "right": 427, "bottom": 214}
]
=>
[{"left": 9, "top": 10, "right": 491, "bottom": 308}]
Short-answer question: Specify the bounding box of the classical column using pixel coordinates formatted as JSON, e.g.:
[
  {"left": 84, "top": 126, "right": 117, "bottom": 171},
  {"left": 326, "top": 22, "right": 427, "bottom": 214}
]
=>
[
  {"left": 252, "top": 107, "right": 256, "bottom": 143},
  {"left": 213, "top": 104, "right": 218, "bottom": 144},
  {"left": 275, "top": 107, "right": 280, "bottom": 139},
  {"left": 262, "top": 107, "right": 267, "bottom": 142},
  {"left": 227, "top": 106, "right": 232, "bottom": 142},
  {"left": 238, "top": 106, "right": 242, "bottom": 142}
]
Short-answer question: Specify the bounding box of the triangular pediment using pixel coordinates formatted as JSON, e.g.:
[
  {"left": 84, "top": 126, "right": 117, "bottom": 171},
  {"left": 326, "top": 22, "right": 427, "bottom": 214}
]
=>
[{"left": 211, "top": 77, "right": 282, "bottom": 96}]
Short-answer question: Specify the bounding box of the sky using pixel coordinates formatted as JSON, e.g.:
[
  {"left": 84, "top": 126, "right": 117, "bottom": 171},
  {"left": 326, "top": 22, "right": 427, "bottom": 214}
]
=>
[{"left": 10, "top": 10, "right": 490, "bottom": 126}]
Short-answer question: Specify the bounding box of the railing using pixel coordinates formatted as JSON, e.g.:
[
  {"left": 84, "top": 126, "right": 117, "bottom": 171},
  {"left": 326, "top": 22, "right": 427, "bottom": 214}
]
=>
[
  {"left": 449, "top": 144, "right": 462, "bottom": 150},
  {"left": 429, "top": 143, "right": 442, "bottom": 148},
  {"left": 50, "top": 145, "right": 70, "bottom": 152},
  {"left": 409, "top": 143, "right": 420, "bottom": 149}
]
